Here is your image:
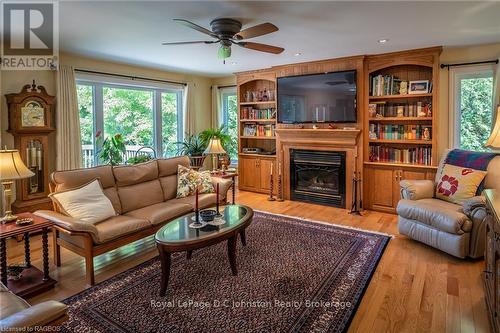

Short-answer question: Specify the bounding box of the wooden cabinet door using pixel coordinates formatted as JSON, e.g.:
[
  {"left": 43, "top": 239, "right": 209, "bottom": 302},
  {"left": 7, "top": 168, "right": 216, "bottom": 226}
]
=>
[
  {"left": 259, "top": 158, "right": 276, "bottom": 192},
  {"left": 239, "top": 156, "right": 260, "bottom": 191},
  {"left": 365, "top": 166, "right": 398, "bottom": 213}
]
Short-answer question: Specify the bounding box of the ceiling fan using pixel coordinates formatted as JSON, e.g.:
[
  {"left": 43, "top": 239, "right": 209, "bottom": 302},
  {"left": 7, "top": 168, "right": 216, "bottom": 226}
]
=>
[{"left": 163, "top": 18, "right": 284, "bottom": 62}]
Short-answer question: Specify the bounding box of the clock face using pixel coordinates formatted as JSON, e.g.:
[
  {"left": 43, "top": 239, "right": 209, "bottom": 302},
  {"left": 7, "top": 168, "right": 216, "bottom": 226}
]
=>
[{"left": 21, "top": 101, "right": 45, "bottom": 127}]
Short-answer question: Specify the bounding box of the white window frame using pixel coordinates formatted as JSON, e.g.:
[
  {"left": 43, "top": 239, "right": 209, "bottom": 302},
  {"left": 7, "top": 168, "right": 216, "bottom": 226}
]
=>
[
  {"left": 76, "top": 74, "right": 184, "bottom": 166},
  {"left": 449, "top": 64, "right": 495, "bottom": 149},
  {"left": 220, "top": 86, "right": 237, "bottom": 164}
]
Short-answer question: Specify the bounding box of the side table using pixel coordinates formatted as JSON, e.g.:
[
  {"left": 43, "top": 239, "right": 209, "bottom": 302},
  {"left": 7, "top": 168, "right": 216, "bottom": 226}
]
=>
[
  {"left": 212, "top": 171, "right": 238, "bottom": 205},
  {"left": 0, "top": 212, "right": 56, "bottom": 297}
]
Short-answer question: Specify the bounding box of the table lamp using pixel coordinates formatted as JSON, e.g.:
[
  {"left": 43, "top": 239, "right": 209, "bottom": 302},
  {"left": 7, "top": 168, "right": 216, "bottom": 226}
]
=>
[
  {"left": 203, "top": 138, "right": 226, "bottom": 171},
  {"left": 0, "top": 149, "right": 35, "bottom": 223},
  {"left": 485, "top": 106, "right": 500, "bottom": 149}
]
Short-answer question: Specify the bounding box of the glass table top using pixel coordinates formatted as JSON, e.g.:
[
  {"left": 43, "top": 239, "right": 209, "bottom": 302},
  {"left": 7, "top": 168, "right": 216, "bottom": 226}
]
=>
[{"left": 155, "top": 205, "right": 252, "bottom": 244}]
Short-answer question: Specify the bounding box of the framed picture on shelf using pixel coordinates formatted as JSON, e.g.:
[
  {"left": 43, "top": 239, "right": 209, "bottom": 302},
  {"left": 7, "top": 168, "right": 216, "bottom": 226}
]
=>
[{"left": 408, "top": 80, "right": 429, "bottom": 94}]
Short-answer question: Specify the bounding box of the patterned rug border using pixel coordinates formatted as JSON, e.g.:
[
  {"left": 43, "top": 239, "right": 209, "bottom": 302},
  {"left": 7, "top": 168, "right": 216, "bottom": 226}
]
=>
[
  {"left": 254, "top": 209, "right": 395, "bottom": 239},
  {"left": 61, "top": 210, "right": 391, "bottom": 333}
]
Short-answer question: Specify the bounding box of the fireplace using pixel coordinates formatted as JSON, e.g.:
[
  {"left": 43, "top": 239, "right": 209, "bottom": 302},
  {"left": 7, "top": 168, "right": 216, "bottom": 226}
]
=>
[{"left": 290, "top": 149, "right": 346, "bottom": 208}]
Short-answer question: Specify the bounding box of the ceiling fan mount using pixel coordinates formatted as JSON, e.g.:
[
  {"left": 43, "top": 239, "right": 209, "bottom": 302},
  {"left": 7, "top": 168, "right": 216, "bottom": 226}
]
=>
[
  {"left": 209, "top": 18, "right": 242, "bottom": 40},
  {"left": 162, "top": 18, "right": 284, "bottom": 61}
]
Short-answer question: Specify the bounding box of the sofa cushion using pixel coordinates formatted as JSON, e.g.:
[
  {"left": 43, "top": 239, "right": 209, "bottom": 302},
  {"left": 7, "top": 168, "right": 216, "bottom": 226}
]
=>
[
  {"left": 397, "top": 198, "right": 472, "bottom": 235},
  {"left": 126, "top": 202, "right": 192, "bottom": 225},
  {"left": 158, "top": 156, "right": 190, "bottom": 177},
  {"left": 117, "top": 180, "right": 164, "bottom": 213},
  {"left": 159, "top": 175, "right": 178, "bottom": 201},
  {"left": 51, "top": 165, "right": 122, "bottom": 214},
  {"left": 173, "top": 193, "right": 218, "bottom": 210},
  {"left": 176, "top": 165, "right": 214, "bottom": 198},
  {"left": 49, "top": 179, "right": 116, "bottom": 224},
  {"left": 94, "top": 215, "right": 151, "bottom": 244},
  {"left": 0, "top": 286, "right": 30, "bottom": 320},
  {"left": 112, "top": 160, "right": 159, "bottom": 186}
]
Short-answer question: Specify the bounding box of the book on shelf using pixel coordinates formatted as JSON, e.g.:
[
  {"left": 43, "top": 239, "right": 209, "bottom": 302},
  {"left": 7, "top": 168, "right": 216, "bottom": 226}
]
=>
[
  {"left": 369, "top": 146, "right": 433, "bottom": 165},
  {"left": 241, "top": 107, "right": 276, "bottom": 120},
  {"left": 242, "top": 124, "right": 275, "bottom": 137},
  {"left": 368, "top": 101, "right": 431, "bottom": 118},
  {"left": 369, "top": 124, "right": 432, "bottom": 140},
  {"left": 370, "top": 75, "right": 403, "bottom": 96},
  {"left": 369, "top": 74, "right": 433, "bottom": 97}
]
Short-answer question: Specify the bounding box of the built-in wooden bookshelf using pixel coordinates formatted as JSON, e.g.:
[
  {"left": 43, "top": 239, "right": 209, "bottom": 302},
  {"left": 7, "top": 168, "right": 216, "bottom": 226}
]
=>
[
  {"left": 363, "top": 47, "right": 441, "bottom": 213},
  {"left": 236, "top": 72, "right": 278, "bottom": 194}
]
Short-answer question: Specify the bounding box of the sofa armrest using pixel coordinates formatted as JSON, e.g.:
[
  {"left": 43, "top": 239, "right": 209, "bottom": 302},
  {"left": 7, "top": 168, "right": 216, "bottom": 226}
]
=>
[
  {"left": 462, "top": 196, "right": 488, "bottom": 258},
  {"left": 211, "top": 177, "right": 233, "bottom": 200},
  {"left": 399, "top": 179, "right": 435, "bottom": 200},
  {"left": 0, "top": 300, "right": 67, "bottom": 330},
  {"left": 34, "top": 210, "right": 98, "bottom": 237}
]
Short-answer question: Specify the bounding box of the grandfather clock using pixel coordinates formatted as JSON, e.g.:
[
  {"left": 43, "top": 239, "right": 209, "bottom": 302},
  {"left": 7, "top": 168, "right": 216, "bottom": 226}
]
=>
[{"left": 6, "top": 81, "right": 55, "bottom": 213}]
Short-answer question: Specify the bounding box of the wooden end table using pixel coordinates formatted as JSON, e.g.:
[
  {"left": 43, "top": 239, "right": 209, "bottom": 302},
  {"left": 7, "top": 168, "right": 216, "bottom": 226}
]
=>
[
  {"left": 212, "top": 171, "right": 238, "bottom": 204},
  {"left": 155, "top": 205, "right": 253, "bottom": 296},
  {"left": 0, "top": 212, "right": 56, "bottom": 297}
]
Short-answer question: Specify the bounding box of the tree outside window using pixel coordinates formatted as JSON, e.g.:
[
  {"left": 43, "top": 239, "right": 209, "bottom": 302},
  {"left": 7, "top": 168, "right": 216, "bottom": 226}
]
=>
[
  {"left": 221, "top": 88, "right": 238, "bottom": 163},
  {"left": 76, "top": 78, "right": 183, "bottom": 167}
]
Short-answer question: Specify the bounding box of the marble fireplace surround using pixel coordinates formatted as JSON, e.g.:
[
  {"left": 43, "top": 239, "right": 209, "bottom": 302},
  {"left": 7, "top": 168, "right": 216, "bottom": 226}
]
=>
[{"left": 275, "top": 129, "right": 362, "bottom": 209}]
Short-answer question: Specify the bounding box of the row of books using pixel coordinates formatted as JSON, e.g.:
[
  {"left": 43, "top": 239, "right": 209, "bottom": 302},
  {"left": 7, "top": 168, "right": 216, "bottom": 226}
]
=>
[
  {"left": 369, "top": 102, "right": 432, "bottom": 118},
  {"left": 370, "top": 75, "right": 402, "bottom": 96},
  {"left": 369, "top": 146, "right": 433, "bottom": 165},
  {"left": 369, "top": 124, "right": 432, "bottom": 140},
  {"left": 241, "top": 107, "right": 276, "bottom": 120},
  {"left": 242, "top": 124, "right": 276, "bottom": 137}
]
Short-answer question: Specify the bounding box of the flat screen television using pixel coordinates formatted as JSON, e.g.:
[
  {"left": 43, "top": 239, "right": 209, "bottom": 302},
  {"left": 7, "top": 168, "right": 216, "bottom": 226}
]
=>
[{"left": 277, "top": 70, "right": 357, "bottom": 123}]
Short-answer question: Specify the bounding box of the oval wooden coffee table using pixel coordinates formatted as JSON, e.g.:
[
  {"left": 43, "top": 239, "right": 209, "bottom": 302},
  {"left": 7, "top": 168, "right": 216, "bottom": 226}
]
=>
[{"left": 155, "top": 204, "right": 253, "bottom": 296}]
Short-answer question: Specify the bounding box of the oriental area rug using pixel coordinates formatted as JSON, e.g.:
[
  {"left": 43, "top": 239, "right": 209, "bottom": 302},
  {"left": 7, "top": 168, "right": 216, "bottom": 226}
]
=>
[{"left": 61, "top": 211, "right": 390, "bottom": 333}]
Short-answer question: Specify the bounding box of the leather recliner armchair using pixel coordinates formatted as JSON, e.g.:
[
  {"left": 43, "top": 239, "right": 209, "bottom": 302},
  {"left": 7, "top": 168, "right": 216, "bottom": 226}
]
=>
[
  {"left": 397, "top": 151, "right": 500, "bottom": 258},
  {"left": 0, "top": 282, "right": 67, "bottom": 331}
]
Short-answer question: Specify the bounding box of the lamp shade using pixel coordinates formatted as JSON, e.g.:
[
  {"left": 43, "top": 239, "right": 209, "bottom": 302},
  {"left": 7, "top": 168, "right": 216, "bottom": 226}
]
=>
[
  {"left": 0, "top": 150, "right": 35, "bottom": 181},
  {"left": 485, "top": 106, "right": 500, "bottom": 149},
  {"left": 203, "top": 138, "right": 227, "bottom": 155}
]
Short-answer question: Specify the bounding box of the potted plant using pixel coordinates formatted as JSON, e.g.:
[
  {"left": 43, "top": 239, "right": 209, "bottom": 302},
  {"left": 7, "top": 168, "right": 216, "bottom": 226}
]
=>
[
  {"left": 176, "top": 133, "right": 207, "bottom": 169},
  {"left": 96, "top": 131, "right": 126, "bottom": 165}
]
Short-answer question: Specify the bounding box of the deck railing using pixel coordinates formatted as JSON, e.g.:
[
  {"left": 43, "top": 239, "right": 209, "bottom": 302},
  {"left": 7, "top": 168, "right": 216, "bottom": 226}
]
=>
[{"left": 81, "top": 145, "right": 156, "bottom": 168}]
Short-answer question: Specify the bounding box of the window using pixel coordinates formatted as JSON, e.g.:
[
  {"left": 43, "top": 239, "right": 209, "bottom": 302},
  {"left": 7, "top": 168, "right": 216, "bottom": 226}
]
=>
[
  {"left": 76, "top": 75, "right": 184, "bottom": 167},
  {"left": 450, "top": 65, "right": 495, "bottom": 151},
  {"left": 220, "top": 87, "right": 238, "bottom": 163}
]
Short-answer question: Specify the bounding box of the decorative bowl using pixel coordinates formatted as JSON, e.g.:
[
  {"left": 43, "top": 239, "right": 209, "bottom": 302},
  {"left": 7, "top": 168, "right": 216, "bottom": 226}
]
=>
[{"left": 199, "top": 209, "right": 217, "bottom": 222}]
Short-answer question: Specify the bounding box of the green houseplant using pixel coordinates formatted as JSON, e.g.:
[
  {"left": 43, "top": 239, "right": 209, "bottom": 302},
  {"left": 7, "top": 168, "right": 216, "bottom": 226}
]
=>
[
  {"left": 96, "top": 131, "right": 126, "bottom": 165},
  {"left": 176, "top": 133, "right": 207, "bottom": 169}
]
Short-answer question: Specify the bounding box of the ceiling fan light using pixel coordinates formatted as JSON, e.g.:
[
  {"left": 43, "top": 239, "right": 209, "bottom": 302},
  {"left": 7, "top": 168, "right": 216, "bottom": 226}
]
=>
[{"left": 218, "top": 45, "right": 231, "bottom": 59}]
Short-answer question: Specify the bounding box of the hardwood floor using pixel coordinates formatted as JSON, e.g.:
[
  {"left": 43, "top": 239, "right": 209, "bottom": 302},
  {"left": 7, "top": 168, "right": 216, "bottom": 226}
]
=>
[{"left": 6, "top": 190, "right": 490, "bottom": 333}]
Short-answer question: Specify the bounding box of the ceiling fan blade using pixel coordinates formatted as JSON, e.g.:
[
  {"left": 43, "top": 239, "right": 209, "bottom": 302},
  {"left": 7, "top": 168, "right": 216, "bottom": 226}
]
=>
[
  {"left": 237, "top": 42, "right": 284, "bottom": 54},
  {"left": 162, "top": 41, "right": 217, "bottom": 45},
  {"left": 235, "top": 23, "right": 278, "bottom": 40},
  {"left": 173, "top": 19, "right": 218, "bottom": 39}
]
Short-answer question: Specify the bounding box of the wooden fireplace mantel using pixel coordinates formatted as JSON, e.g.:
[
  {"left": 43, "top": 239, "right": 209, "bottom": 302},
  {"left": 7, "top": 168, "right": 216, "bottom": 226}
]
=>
[
  {"left": 276, "top": 128, "right": 362, "bottom": 209},
  {"left": 275, "top": 129, "right": 361, "bottom": 146}
]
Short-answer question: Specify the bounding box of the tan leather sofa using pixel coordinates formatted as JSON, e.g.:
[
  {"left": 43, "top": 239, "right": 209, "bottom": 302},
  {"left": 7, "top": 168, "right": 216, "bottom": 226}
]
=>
[
  {"left": 0, "top": 282, "right": 67, "bottom": 331},
  {"left": 397, "top": 151, "right": 500, "bottom": 258},
  {"left": 35, "top": 156, "right": 232, "bottom": 285}
]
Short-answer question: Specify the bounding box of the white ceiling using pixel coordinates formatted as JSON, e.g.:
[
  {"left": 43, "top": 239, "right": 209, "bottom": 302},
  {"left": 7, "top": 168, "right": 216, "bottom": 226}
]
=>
[{"left": 59, "top": 1, "right": 500, "bottom": 77}]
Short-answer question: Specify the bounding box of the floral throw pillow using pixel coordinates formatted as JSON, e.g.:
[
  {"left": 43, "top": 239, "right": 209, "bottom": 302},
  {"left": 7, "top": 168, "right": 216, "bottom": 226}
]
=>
[
  {"left": 176, "top": 165, "right": 215, "bottom": 198},
  {"left": 435, "top": 164, "right": 487, "bottom": 205}
]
